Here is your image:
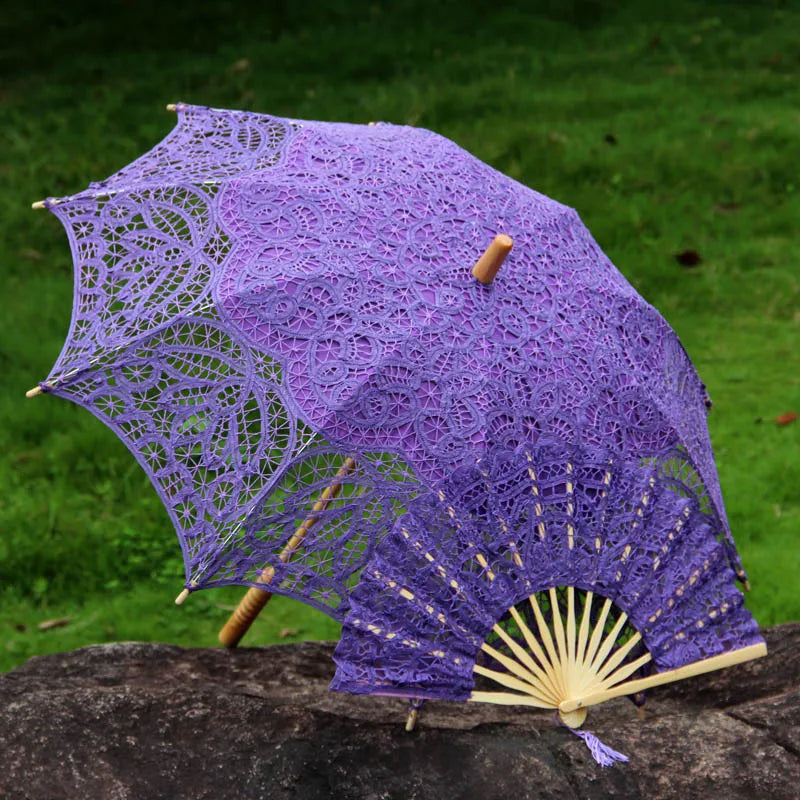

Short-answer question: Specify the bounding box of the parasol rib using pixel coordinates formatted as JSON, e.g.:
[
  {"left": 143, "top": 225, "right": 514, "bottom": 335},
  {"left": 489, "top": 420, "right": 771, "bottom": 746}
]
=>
[{"left": 218, "top": 456, "right": 357, "bottom": 647}]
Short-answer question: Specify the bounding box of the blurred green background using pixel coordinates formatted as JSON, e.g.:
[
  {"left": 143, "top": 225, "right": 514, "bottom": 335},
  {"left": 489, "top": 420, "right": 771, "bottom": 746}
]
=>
[{"left": 1, "top": 0, "right": 798, "bottom": 672}]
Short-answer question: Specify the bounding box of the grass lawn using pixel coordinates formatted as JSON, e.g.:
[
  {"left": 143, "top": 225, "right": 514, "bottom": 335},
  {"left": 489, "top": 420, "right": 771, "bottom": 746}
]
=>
[{"left": 1, "top": 0, "right": 798, "bottom": 672}]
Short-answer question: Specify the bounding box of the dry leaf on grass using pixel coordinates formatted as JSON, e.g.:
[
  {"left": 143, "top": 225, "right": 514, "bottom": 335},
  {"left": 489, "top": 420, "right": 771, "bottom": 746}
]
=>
[
  {"left": 676, "top": 250, "right": 702, "bottom": 267},
  {"left": 38, "top": 617, "right": 73, "bottom": 632}
]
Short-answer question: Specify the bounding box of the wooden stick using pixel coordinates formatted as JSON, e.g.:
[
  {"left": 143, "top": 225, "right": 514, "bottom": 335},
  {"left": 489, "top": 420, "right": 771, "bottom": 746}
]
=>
[
  {"left": 549, "top": 587, "right": 569, "bottom": 692},
  {"left": 472, "top": 234, "right": 513, "bottom": 285},
  {"left": 488, "top": 625, "right": 560, "bottom": 705},
  {"left": 587, "top": 611, "right": 629, "bottom": 675},
  {"left": 590, "top": 631, "right": 644, "bottom": 687},
  {"left": 174, "top": 588, "right": 190, "bottom": 605},
  {"left": 591, "top": 651, "right": 653, "bottom": 694},
  {"left": 478, "top": 643, "right": 554, "bottom": 705},
  {"left": 529, "top": 592, "right": 565, "bottom": 697},
  {"left": 473, "top": 551, "right": 495, "bottom": 582},
  {"left": 581, "top": 597, "right": 613, "bottom": 672},
  {"left": 559, "top": 641, "right": 768, "bottom": 714},
  {"left": 469, "top": 689, "right": 554, "bottom": 710},
  {"left": 509, "top": 606, "right": 562, "bottom": 701},
  {"left": 218, "top": 456, "right": 357, "bottom": 647},
  {"left": 566, "top": 585, "right": 577, "bottom": 696},
  {"left": 405, "top": 707, "right": 420, "bottom": 732},
  {"left": 26, "top": 386, "right": 43, "bottom": 398},
  {"left": 575, "top": 590, "right": 593, "bottom": 670},
  {"left": 473, "top": 663, "right": 556, "bottom": 706}
]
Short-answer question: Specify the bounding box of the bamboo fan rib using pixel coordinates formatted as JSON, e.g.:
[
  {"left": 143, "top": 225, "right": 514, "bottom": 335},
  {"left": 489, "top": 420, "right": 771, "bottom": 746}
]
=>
[{"left": 470, "top": 587, "right": 652, "bottom": 727}]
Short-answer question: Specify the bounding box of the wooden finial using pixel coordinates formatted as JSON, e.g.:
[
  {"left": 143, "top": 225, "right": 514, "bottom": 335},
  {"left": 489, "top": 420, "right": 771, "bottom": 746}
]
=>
[
  {"left": 472, "top": 234, "right": 513, "bottom": 285},
  {"left": 405, "top": 699, "right": 424, "bottom": 731},
  {"left": 405, "top": 707, "right": 420, "bottom": 732},
  {"left": 737, "top": 570, "right": 751, "bottom": 592},
  {"left": 174, "top": 588, "right": 190, "bottom": 605},
  {"left": 166, "top": 103, "right": 178, "bottom": 112},
  {"left": 26, "top": 386, "right": 43, "bottom": 398},
  {"left": 32, "top": 199, "right": 61, "bottom": 210}
]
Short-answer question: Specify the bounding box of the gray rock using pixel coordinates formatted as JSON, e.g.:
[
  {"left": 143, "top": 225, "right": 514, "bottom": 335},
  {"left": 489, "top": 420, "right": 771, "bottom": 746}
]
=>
[{"left": 0, "top": 624, "right": 798, "bottom": 800}]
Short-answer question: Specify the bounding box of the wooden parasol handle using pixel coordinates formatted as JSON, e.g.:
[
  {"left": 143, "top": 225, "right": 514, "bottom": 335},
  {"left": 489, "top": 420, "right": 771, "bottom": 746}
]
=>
[
  {"left": 218, "top": 456, "right": 357, "bottom": 648},
  {"left": 218, "top": 585, "right": 275, "bottom": 648}
]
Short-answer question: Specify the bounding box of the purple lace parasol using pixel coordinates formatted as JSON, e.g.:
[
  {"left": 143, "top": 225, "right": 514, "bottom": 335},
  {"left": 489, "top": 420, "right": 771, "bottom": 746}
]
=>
[{"left": 31, "top": 103, "right": 764, "bottom": 763}]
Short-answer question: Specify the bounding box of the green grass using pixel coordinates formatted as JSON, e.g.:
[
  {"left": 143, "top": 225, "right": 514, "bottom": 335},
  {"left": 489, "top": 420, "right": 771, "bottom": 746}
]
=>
[{"left": 2, "top": 1, "right": 799, "bottom": 672}]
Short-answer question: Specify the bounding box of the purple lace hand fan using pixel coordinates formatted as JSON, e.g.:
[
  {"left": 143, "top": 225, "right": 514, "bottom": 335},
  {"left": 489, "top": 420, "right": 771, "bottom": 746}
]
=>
[
  {"left": 331, "top": 441, "right": 765, "bottom": 762},
  {"left": 29, "top": 103, "right": 765, "bottom": 765}
]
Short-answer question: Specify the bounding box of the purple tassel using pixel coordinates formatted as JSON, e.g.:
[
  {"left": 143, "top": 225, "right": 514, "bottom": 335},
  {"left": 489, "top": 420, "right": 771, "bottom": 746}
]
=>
[
  {"left": 569, "top": 727, "right": 629, "bottom": 767},
  {"left": 555, "top": 714, "right": 628, "bottom": 766}
]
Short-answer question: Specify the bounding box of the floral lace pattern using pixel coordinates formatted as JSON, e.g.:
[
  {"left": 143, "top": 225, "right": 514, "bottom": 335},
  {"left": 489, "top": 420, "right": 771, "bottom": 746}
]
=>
[
  {"left": 332, "top": 443, "right": 763, "bottom": 699},
  {"left": 41, "top": 103, "right": 747, "bottom": 619}
]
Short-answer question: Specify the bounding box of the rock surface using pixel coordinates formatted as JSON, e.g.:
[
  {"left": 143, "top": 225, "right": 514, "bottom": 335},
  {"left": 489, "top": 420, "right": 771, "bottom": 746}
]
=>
[{"left": 0, "top": 623, "right": 798, "bottom": 800}]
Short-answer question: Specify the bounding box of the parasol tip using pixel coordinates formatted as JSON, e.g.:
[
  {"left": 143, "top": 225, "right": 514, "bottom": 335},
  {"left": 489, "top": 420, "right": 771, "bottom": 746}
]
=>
[
  {"left": 166, "top": 103, "right": 177, "bottom": 112},
  {"left": 736, "top": 569, "right": 751, "bottom": 592},
  {"left": 472, "top": 234, "right": 513, "bottom": 285},
  {"left": 405, "top": 698, "right": 424, "bottom": 732},
  {"left": 26, "top": 386, "right": 43, "bottom": 398},
  {"left": 175, "top": 588, "right": 190, "bottom": 605},
  {"left": 31, "top": 200, "right": 47, "bottom": 210},
  {"left": 405, "top": 708, "right": 420, "bottom": 732}
]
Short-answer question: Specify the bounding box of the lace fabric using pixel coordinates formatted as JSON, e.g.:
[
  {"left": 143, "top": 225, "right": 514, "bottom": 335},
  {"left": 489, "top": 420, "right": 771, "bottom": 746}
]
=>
[
  {"left": 39, "top": 103, "right": 748, "bottom": 626},
  {"left": 331, "top": 442, "right": 762, "bottom": 699}
]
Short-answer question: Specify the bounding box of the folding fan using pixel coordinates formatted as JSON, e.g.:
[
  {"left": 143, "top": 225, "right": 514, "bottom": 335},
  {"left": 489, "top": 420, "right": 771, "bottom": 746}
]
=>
[{"left": 332, "top": 442, "right": 766, "bottom": 763}]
